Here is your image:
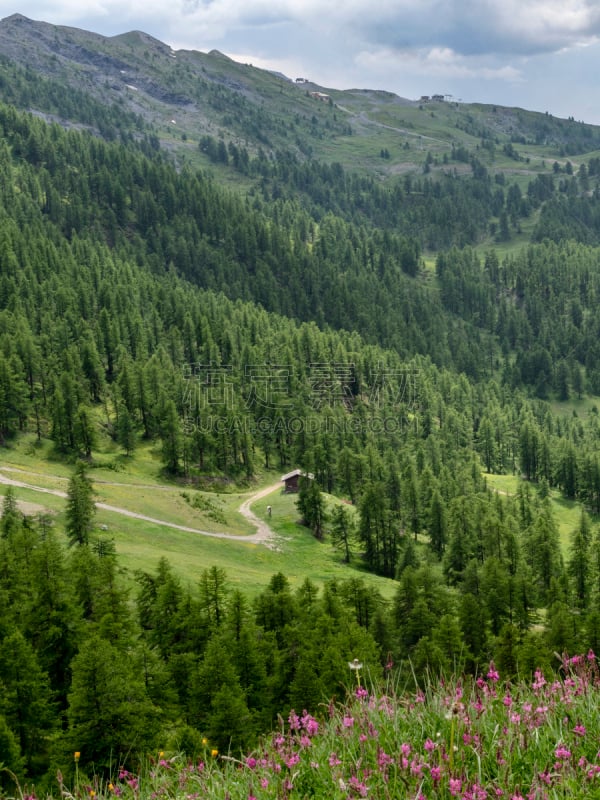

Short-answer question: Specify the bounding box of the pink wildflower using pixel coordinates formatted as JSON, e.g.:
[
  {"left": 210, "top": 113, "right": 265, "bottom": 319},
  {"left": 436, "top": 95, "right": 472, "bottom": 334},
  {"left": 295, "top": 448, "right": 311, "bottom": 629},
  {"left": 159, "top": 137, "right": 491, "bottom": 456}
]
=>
[
  {"left": 288, "top": 710, "right": 300, "bottom": 730},
  {"left": 329, "top": 753, "right": 342, "bottom": 767},
  {"left": 449, "top": 777, "right": 462, "bottom": 796},
  {"left": 574, "top": 724, "right": 586, "bottom": 737},
  {"left": 343, "top": 715, "right": 355, "bottom": 728},
  {"left": 348, "top": 776, "right": 369, "bottom": 797},
  {"left": 487, "top": 662, "right": 500, "bottom": 682},
  {"left": 424, "top": 738, "right": 435, "bottom": 752},
  {"left": 378, "top": 750, "right": 393, "bottom": 768},
  {"left": 532, "top": 670, "right": 546, "bottom": 691},
  {"left": 301, "top": 713, "right": 319, "bottom": 736},
  {"left": 410, "top": 759, "right": 424, "bottom": 777},
  {"left": 368, "top": 722, "right": 379, "bottom": 738},
  {"left": 469, "top": 783, "right": 488, "bottom": 799}
]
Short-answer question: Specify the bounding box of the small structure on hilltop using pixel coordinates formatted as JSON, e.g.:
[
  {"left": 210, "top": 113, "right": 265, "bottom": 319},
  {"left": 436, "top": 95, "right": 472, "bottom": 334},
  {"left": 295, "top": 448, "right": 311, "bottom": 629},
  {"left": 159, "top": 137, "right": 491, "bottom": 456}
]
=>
[{"left": 281, "top": 469, "right": 314, "bottom": 493}]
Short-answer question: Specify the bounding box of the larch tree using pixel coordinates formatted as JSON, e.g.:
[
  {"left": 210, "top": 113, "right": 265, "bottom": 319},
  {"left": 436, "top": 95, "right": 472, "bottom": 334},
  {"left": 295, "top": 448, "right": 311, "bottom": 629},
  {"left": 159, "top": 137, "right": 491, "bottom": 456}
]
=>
[{"left": 65, "top": 463, "right": 95, "bottom": 547}]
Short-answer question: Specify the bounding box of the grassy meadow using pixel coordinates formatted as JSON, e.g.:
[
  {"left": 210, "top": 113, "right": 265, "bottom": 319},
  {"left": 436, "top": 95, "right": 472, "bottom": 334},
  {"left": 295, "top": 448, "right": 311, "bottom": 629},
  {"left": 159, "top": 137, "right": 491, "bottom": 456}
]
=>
[
  {"left": 484, "top": 472, "right": 588, "bottom": 556},
  {"left": 0, "top": 434, "right": 397, "bottom": 600}
]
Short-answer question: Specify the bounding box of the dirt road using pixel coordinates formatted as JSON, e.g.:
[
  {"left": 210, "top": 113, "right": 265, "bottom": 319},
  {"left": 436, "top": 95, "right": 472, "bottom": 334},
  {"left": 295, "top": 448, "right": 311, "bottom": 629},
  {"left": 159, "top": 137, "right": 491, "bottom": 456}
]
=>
[{"left": 0, "top": 468, "right": 282, "bottom": 548}]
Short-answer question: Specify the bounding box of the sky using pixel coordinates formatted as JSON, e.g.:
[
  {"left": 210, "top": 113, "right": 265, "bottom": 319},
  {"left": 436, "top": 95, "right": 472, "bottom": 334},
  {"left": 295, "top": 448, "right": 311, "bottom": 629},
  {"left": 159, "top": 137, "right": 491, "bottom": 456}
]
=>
[{"left": 2, "top": 1, "right": 600, "bottom": 124}]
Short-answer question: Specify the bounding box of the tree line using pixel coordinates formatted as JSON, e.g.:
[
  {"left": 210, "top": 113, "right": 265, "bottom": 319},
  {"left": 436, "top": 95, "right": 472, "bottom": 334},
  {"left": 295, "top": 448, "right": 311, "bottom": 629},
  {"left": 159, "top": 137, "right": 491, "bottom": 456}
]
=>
[{"left": 2, "top": 475, "right": 600, "bottom": 787}]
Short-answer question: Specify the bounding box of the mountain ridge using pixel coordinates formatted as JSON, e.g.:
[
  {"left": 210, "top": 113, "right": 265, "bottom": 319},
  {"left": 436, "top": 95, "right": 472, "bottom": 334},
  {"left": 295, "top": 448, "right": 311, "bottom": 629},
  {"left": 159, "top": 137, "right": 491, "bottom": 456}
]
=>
[{"left": 0, "top": 13, "right": 598, "bottom": 177}]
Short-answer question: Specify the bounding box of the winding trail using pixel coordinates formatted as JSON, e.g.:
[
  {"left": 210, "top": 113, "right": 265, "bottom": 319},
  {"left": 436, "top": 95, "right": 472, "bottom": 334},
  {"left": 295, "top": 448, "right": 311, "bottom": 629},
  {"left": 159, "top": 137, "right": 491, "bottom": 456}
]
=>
[
  {"left": 238, "top": 482, "right": 282, "bottom": 543},
  {"left": 0, "top": 468, "right": 282, "bottom": 549}
]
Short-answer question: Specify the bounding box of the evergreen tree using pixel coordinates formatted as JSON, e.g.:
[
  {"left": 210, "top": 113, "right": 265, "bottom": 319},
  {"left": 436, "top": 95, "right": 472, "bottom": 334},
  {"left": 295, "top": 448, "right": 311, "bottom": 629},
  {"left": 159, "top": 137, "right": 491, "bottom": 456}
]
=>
[
  {"left": 428, "top": 489, "right": 447, "bottom": 558},
  {"left": 26, "top": 526, "right": 81, "bottom": 706},
  {"left": 568, "top": 511, "right": 591, "bottom": 608},
  {"left": 0, "top": 629, "right": 56, "bottom": 775},
  {"left": 160, "top": 399, "right": 183, "bottom": 474},
  {"left": 330, "top": 504, "right": 356, "bottom": 563},
  {"left": 199, "top": 566, "right": 228, "bottom": 630},
  {"left": 65, "top": 463, "right": 95, "bottom": 546},
  {"left": 296, "top": 477, "right": 327, "bottom": 540},
  {"left": 116, "top": 405, "right": 137, "bottom": 456},
  {"left": 67, "top": 634, "right": 161, "bottom": 769},
  {"left": 0, "top": 716, "right": 22, "bottom": 790},
  {"left": 1, "top": 488, "right": 22, "bottom": 539},
  {"left": 74, "top": 404, "right": 96, "bottom": 458}
]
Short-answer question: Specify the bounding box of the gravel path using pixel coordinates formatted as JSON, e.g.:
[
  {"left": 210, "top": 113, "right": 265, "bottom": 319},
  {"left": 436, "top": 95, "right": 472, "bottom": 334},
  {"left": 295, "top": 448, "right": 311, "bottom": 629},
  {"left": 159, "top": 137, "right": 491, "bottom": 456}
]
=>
[{"left": 0, "top": 469, "right": 282, "bottom": 548}]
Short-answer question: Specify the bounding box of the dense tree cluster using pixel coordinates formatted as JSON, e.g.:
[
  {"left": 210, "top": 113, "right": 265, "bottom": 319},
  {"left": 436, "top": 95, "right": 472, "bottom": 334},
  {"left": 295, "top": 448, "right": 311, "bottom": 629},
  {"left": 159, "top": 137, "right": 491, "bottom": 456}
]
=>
[
  {"left": 3, "top": 479, "right": 600, "bottom": 786},
  {"left": 3, "top": 72, "right": 600, "bottom": 790}
]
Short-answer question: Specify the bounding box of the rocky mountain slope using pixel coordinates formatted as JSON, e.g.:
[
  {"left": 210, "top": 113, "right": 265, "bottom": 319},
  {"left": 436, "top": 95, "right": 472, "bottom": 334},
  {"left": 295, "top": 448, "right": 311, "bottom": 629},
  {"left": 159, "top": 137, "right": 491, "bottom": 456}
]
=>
[{"left": 1, "top": 13, "right": 599, "bottom": 178}]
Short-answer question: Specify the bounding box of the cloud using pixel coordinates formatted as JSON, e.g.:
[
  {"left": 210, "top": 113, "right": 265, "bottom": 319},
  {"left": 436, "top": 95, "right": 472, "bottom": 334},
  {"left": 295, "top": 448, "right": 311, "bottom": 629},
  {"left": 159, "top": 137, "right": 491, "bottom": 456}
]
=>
[
  {"left": 338, "top": 0, "right": 600, "bottom": 57},
  {"left": 169, "top": 0, "right": 600, "bottom": 56},
  {"left": 355, "top": 45, "right": 523, "bottom": 82},
  {"left": 9, "top": 1, "right": 600, "bottom": 57}
]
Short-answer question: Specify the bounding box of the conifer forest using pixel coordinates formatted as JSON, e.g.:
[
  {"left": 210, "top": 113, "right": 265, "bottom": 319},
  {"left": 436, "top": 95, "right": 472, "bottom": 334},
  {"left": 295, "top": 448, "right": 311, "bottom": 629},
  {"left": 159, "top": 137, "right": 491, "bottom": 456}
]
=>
[{"left": 2, "top": 15, "right": 600, "bottom": 794}]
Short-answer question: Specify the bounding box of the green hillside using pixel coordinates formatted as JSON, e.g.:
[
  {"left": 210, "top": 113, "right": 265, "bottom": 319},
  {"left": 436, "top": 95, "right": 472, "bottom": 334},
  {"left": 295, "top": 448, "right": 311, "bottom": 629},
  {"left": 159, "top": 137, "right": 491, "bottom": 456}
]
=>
[{"left": 3, "top": 14, "right": 600, "bottom": 790}]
